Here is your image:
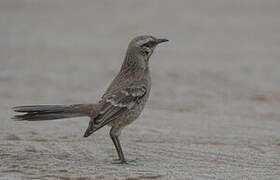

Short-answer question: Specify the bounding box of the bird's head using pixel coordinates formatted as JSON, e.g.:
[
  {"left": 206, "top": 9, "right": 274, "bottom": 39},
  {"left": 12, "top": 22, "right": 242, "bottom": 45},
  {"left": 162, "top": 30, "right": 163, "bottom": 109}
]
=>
[
  {"left": 123, "top": 35, "right": 169, "bottom": 71},
  {"left": 130, "top": 35, "right": 169, "bottom": 58}
]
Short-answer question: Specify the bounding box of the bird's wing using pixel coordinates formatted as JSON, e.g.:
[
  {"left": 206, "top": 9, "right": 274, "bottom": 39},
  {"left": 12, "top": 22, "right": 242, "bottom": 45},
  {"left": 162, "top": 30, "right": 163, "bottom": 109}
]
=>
[{"left": 83, "top": 84, "right": 147, "bottom": 137}]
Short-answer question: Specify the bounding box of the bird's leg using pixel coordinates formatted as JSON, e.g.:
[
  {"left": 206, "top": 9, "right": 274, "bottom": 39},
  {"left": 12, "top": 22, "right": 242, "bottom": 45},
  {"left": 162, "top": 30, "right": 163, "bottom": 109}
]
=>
[{"left": 110, "top": 127, "right": 126, "bottom": 164}]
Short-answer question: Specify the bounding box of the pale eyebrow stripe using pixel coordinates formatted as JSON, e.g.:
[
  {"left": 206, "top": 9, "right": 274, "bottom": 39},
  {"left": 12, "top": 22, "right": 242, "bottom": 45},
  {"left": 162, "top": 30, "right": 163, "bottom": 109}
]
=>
[{"left": 136, "top": 38, "right": 153, "bottom": 46}]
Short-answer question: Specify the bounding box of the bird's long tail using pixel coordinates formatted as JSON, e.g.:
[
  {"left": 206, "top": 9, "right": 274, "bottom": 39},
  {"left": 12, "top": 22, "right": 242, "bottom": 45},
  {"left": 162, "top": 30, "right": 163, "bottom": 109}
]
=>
[{"left": 12, "top": 104, "right": 97, "bottom": 121}]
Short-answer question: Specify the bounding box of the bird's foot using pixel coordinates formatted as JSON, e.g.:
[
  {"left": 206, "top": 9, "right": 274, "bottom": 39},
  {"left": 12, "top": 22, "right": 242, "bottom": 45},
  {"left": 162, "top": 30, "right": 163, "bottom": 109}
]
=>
[{"left": 111, "top": 158, "right": 137, "bottom": 165}]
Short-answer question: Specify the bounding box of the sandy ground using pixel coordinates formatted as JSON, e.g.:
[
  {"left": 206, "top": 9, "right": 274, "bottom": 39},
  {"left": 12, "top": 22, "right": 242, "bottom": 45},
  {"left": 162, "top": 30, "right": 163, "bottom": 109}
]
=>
[{"left": 1, "top": 0, "right": 280, "bottom": 179}]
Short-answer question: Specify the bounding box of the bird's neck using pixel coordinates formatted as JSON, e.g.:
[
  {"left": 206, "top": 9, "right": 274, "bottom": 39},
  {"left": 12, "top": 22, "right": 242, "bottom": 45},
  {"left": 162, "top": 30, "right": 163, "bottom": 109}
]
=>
[{"left": 120, "top": 49, "right": 149, "bottom": 73}]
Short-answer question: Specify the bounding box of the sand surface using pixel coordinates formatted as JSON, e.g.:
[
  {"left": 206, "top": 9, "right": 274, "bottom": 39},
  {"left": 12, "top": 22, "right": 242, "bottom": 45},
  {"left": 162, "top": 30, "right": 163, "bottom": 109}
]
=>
[{"left": 1, "top": 0, "right": 280, "bottom": 179}]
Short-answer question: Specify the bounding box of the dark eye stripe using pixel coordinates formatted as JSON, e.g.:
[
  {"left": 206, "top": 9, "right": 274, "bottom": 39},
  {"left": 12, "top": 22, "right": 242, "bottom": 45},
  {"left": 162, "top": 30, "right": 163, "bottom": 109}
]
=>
[{"left": 141, "top": 41, "right": 154, "bottom": 48}]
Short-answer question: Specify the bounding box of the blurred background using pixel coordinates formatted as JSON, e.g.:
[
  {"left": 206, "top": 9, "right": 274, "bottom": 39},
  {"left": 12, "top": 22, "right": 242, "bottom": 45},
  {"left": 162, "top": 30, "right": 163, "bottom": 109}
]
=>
[{"left": 1, "top": 0, "right": 280, "bottom": 179}]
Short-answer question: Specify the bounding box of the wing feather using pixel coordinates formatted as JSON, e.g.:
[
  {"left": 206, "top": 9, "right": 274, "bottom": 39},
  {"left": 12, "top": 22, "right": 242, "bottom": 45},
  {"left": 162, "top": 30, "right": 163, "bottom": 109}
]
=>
[{"left": 83, "top": 85, "right": 147, "bottom": 137}]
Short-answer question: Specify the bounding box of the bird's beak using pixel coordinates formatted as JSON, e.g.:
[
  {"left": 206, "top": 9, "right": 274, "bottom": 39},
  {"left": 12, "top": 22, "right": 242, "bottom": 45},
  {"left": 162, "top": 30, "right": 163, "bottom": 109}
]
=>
[{"left": 155, "top": 38, "right": 169, "bottom": 45}]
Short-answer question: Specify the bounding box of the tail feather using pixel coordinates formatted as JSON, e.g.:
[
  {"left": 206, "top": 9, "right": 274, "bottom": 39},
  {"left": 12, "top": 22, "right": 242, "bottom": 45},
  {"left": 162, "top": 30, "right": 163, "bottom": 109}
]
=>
[
  {"left": 12, "top": 105, "right": 69, "bottom": 113},
  {"left": 12, "top": 112, "right": 84, "bottom": 121},
  {"left": 12, "top": 104, "right": 96, "bottom": 121}
]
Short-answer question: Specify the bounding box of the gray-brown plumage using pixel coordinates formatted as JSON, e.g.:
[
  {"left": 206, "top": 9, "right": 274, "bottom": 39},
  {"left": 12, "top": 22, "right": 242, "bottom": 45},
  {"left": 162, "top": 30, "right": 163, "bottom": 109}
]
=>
[{"left": 12, "top": 35, "right": 168, "bottom": 164}]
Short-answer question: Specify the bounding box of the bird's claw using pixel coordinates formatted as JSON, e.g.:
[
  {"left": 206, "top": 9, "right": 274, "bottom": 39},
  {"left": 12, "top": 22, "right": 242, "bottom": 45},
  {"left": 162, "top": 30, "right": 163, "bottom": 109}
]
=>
[{"left": 111, "top": 158, "right": 136, "bottom": 165}]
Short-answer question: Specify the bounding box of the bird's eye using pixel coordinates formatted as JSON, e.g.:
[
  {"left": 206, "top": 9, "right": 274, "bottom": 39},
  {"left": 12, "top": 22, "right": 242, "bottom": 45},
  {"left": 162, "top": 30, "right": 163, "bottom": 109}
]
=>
[{"left": 141, "top": 41, "right": 154, "bottom": 48}]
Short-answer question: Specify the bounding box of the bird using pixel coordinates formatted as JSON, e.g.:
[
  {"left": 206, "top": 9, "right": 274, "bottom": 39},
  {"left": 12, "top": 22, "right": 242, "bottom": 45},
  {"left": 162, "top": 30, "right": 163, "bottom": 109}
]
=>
[{"left": 12, "top": 35, "right": 168, "bottom": 164}]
